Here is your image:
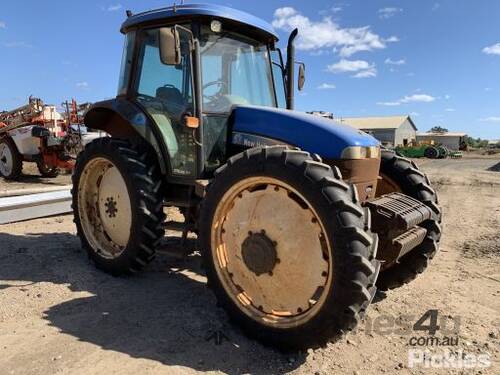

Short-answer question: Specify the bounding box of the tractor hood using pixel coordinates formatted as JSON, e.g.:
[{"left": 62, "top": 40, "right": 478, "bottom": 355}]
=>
[{"left": 230, "top": 106, "right": 379, "bottom": 159}]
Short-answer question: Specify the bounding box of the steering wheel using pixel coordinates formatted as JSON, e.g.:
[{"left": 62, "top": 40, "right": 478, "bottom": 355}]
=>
[{"left": 203, "top": 80, "right": 227, "bottom": 101}]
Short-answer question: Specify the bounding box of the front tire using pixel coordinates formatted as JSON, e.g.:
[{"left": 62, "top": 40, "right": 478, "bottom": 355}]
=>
[
  {"left": 72, "top": 138, "right": 165, "bottom": 276},
  {"left": 0, "top": 137, "right": 23, "bottom": 180},
  {"left": 37, "top": 160, "right": 59, "bottom": 178},
  {"left": 376, "top": 150, "right": 442, "bottom": 290},
  {"left": 199, "top": 146, "right": 379, "bottom": 349}
]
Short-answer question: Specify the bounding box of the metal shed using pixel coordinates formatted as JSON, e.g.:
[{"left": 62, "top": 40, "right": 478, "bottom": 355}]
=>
[
  {"left": 339, "top": 116, "right": 417, "bottom": 147},
  {"left": 416, "top": 132, "right": 467, "bottom": 150}
]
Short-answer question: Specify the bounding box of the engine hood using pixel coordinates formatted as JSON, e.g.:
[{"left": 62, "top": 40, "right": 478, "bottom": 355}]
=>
[{"left": 230, "top": 106, "right": 379, "bottom": 159}]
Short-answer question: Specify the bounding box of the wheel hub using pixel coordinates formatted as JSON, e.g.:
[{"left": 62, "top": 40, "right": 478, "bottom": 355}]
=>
[
  {"left": 241, "top": 232, "right": 277, "bottom": 276},
  {"left": 104, "top": 197, "right": 118, "bottom": 218}
]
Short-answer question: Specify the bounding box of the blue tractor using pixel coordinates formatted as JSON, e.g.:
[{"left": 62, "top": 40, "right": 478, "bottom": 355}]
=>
[{"left": 73, "top": 4, "right": 441, "bottom": 349}]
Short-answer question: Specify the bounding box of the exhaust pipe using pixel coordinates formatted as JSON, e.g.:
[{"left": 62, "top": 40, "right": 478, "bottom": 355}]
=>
[{"left": 286, "top": 29, "right": 298, "bottom": 110}]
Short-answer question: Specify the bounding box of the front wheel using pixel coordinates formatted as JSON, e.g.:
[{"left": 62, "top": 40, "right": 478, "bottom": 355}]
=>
[
  {"left": 72, "top": 138, "right": 165, "bottom": 275},
  {"left": 199, "top": 146, "right": 380, "bottom": 349},
  {"left": 375, "top": 150, "right": 442, "bottom": 290}
]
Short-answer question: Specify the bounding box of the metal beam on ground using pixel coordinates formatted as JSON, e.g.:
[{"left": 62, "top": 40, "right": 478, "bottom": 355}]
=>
[
  {"left": 0, "top": 190, "right": 72, "bottom": 225},
  {"left": 0, "top": 185, "right": 71, "bottom": 198}
]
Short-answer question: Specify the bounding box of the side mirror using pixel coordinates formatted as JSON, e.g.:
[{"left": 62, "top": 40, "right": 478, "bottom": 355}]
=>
[
  {"left": 159, "top": 27, "right": 181, "bottom": 65},
  {"left": 298, "top": 63, "right": 306, "bottom": 91}
]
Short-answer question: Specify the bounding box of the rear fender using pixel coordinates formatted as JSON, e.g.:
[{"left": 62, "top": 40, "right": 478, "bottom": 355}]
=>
[{"left": 84, "top": 98, "right": 169, "bottom": 174}]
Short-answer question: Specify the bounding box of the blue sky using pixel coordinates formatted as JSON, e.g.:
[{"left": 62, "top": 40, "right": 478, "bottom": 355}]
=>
[{"left": 1, "top": 0, "right": 499, "bottom": 139}]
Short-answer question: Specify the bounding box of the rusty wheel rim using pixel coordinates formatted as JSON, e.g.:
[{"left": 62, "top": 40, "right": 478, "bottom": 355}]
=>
[{"left": 78, "top": 157, "right": 132, "bottom": 259}]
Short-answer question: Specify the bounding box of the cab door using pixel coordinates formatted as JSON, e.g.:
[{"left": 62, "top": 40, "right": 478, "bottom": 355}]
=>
[{"left": 134, "top": 27, "right": 197, "bottom": 178}]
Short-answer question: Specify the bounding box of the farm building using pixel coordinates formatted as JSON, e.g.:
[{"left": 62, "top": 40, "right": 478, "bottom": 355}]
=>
[
  {"left": 339, "top": 116, "right": 417, "bottom": 147},
  {"left": 416, "top": 132, "right": 467, "bottom": 150}
]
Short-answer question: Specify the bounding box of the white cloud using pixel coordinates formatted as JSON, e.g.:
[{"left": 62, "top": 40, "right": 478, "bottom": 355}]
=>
[
  {"left": 400, "top": 94, "right": 436, "bottom": 103},
  {"left": 445, "top": 108, "right": 456, "bottom": 112},
  {"left": 327, "top": 59, "right": 377, "bottom": 78},
  {"left": 444, "top": 94, "right": 451, "bottom": 99},
  {"left": 384, "top": 36, "right": 400, "bottom": 43},
  {"left": 107, "top": 4, "right": 122, "bottom": 12},
  {"left": 482, "top": 43, "right": 500, "bottom": 55},
  {"left": 479, "top": 116, "right": 500, "bottom": 122},
  {"left": 320, "top": 5, "right": 343, "bottom": 15},
  {"left": 76, "top": 81, "right": 89, "bottom": 88},
  {"left": 0, "top": 21, "right": 6, "bottom": 29},
  {"left": 318, "top": 83, "right": 336, "bottom": 90},
  {"left": 385, "top": 58, "right": 406, "bottom": 65},
  {"left": 2, "top": 41, "right": 32, "bottom": 48},
  {"left": 327, "top": 59, "right": 372, "bottom": 72},
  {"left": 484, "top": 87, "right": 492, "bottom": 91},
  {"left": 378, "top": 7, "right": 403, "bottom": 19},
  {"left": 377, "top": 101, "right": 401, "bottom": 106},
  {"left": 410, "top": 112, "right": 420, "bottom": 117},
  {"left": 353, "top": 69, "right": 377, "bottom": 78},
  {"left": 378, "top": 94, "right": 436, "bottom": 106},
  {"left": 272, "top": 7, "right": 393, "bottom": 57}
]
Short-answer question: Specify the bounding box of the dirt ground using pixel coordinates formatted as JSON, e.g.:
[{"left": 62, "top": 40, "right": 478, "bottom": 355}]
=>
[
  {"left": 0, "top": 155, "right": 499, "bottom": 374},
  {"left": 0, "top": 163, "right": 71, "bottom": 195}
]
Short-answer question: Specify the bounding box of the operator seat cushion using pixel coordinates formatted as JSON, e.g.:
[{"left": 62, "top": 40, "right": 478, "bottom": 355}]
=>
[{"left": 156, "top": 86, "right": 187, "bottom": 121}]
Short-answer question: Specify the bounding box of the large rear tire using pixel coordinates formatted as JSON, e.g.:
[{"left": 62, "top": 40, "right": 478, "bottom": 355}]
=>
[
  {"left": 199, "top": 146, "right": 380, "bottom": 349},
  {"left": 0, "top": 137, "right": 23, "bottom": 180},
  {"left": 72, "top": 138, "right": 165, "bottom": 276},
  {"left": 376, "top": 150, "right": 442, "bottom": 291}
]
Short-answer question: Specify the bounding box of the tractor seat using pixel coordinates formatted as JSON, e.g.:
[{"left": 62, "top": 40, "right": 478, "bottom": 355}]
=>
[{"left": 156, "top": 86, "right": 187, "bottom": 121}]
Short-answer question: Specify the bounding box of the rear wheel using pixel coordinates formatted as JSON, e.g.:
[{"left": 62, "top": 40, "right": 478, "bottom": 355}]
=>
[
  {"left": 0, "top": 137, "right": 22, "bottom": 180},
  {"left": 72, "top": 138, "right": 165, "bottom": 275},
  {"left": 199, "top": 146, "right": 379, "bottom": 349},
  {"left": 376, "top": 150, "right": 442, "bottom": 290}
]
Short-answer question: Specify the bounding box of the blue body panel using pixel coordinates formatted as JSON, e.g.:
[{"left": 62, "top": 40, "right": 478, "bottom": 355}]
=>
[
  {"left": 231, "top": 106, "right": 380, "bottom": 159},
  {"left": 121, "top": 3, "right": 278, "bottom": 40}
]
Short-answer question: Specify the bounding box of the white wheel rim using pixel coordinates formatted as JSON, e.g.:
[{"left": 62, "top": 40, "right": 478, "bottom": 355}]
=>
[
  {"left": 0, "top": 142, "right": 13, "bottom": 176},
  {"left": 211, "top": 177, "right": 333, "bottom": 328},
  {"left": 78, "top": 157, "right": 132, "bottom": 259}
]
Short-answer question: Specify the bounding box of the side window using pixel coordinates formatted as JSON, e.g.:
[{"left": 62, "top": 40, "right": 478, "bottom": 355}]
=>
[
  {"left": 135, "top": 28, "right": 196, "bottom": 178},
  {"left": 117, "top": 31, "right": 135, "bottom": 96},
  {"left": 271, "top": 50, "right": 286, "bottom": 109}
]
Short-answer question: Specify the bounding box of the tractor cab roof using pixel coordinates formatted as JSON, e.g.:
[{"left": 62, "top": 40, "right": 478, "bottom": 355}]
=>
[{"left": 120, "top": 3, "right": 279, "bottom": 43}]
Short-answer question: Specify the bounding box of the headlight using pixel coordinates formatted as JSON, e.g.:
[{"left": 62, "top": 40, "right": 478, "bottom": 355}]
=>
[{"left": 341, "top": 146, "right": 380, "bottom": 159}]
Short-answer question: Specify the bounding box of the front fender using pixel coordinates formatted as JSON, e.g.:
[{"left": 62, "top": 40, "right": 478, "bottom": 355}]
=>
[{"left": 84, "top": 98, "right": 169, "bottom": 174}]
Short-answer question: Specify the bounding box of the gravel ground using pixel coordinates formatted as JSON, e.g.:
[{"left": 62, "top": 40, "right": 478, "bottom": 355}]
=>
[{"left": 0, "top": 156, "right": 499, "bottom": 374}]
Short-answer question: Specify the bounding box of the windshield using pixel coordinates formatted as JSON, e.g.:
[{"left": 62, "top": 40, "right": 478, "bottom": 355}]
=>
[{"left": 200, "top": 31, "right": 276, "bottom": 113}]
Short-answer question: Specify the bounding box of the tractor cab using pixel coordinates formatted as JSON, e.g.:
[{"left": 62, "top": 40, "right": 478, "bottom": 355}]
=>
[{"left": 113, "top": 4, "right": 298, "bottom": 180}]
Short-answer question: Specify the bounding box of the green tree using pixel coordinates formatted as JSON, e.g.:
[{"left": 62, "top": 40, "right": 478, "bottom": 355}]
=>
[{"left": 428, "top": 126, "right": 449, "bottom": 133}]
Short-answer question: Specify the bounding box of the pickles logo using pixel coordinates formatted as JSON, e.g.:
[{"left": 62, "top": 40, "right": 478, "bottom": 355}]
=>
[{"left": 408, "top": 349, "right": 491, "bottom": 369}]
